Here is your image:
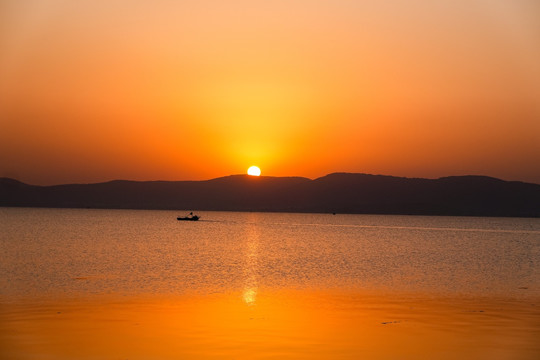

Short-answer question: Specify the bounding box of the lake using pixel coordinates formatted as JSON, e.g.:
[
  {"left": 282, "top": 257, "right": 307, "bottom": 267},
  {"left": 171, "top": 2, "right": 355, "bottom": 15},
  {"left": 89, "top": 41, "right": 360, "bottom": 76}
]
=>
[{"left": 1, "top": 208, "right": 539, "bottom": 359}]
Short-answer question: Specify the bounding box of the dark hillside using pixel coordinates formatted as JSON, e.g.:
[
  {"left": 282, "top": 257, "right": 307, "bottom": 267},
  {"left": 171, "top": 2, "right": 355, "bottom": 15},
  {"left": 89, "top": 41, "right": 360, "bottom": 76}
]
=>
[{"left": 1, "top": 173, "right": 538, "bottom": 217}]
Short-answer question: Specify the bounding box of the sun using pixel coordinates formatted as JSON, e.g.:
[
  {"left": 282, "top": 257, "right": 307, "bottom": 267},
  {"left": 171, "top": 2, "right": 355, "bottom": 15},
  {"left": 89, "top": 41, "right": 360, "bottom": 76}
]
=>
[{"left": 247, "top": 166, "right": 261, "bottom": 176}]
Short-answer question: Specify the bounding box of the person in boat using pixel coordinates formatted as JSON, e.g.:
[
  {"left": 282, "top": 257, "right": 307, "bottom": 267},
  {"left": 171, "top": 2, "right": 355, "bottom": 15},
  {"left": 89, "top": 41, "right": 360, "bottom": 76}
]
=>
[{"left": 178, "top": 212, "right": 199, "bottom": 220}]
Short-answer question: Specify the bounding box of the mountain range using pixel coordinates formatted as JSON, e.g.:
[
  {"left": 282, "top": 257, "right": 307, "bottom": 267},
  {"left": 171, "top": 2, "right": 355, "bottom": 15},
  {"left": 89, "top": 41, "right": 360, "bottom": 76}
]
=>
[{"left": 1, "top": 173, "right": 539, "bottom": 217}]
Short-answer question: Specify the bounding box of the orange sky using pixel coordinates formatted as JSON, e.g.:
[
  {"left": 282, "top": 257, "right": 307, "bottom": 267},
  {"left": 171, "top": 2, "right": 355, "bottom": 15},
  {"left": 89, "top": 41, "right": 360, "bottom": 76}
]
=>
[{"left": 1, "top": 0, "right": 539, "bottom": 185}]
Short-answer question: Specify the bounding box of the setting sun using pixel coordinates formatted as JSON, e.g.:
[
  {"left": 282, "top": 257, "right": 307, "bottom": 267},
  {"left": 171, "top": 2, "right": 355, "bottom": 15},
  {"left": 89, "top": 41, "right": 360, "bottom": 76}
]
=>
[{"left": 247, "top": 166, "right": 261, "bottom": 176}]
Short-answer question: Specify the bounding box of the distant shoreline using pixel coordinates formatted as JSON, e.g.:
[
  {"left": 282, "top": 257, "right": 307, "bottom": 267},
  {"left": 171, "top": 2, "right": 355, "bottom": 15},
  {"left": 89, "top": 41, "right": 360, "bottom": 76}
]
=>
[
  {"left": 2, "top": 173, "right": 539, "bottom": 218},
  {"left": 2, "top": 206, "right": 540, "bottom": 220}
]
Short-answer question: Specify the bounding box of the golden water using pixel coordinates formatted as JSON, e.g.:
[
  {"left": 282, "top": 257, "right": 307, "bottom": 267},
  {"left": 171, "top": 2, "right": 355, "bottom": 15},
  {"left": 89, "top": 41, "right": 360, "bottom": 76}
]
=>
[{"left": 1, "top": 209, "right": 539, "bottom": 359}]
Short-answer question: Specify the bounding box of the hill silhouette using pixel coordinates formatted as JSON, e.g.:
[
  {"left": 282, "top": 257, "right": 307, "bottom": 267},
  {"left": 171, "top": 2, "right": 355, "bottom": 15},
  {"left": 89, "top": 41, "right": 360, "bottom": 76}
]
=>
[{"left": 1, "top": 173, "right": 539, "bottom": 217}]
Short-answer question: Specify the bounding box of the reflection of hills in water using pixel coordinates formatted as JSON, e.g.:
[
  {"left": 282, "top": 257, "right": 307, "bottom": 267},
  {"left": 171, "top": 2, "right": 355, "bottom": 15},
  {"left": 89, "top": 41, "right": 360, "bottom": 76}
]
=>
[{"left": 1, "top": 173, "right": 539, "bottom": 217}]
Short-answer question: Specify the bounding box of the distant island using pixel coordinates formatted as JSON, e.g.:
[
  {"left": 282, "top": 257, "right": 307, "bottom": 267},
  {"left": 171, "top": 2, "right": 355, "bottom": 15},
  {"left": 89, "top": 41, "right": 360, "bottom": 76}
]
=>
[{"left": 1, "top": 173, "right": 539, "bottom": 217}]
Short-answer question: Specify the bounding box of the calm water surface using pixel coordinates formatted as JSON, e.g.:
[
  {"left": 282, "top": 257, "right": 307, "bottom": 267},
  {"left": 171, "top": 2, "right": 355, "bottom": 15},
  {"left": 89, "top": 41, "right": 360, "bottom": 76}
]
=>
[
  {"left": 1, "top": 208, "right": 538, "bottom": 298},
  {"left": 1, "top": 208, "right": 539, "bottom": 359}
]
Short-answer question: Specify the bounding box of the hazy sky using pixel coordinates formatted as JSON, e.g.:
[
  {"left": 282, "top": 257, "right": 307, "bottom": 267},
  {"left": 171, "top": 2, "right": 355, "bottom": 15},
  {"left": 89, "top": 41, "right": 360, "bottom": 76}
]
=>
[{"left": 1, "top": 0, "right": 539, "bottom": 185}]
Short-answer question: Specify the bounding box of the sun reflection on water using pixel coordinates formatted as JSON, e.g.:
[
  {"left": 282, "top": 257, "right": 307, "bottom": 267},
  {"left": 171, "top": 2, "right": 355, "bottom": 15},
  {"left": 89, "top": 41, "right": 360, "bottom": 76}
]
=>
[
  {"left": 242, "top": 216, "right": 260, "bottom": 306},
  {"left": 242, "top": 287, "right": 257, "bottom": 305}
]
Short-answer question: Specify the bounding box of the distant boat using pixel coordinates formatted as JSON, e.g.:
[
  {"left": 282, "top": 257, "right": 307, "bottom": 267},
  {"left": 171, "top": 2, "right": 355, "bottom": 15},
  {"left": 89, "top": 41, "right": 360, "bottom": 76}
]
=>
[
  {"left": 177, "top": 216, "right": 199, "bottom": 221},
  {"left": 177, "top": 212, "right": 200, "bottom": 221}
]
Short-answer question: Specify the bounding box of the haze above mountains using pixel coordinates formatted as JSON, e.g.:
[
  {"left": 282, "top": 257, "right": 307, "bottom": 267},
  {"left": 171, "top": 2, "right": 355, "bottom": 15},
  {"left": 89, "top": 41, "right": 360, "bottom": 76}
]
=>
[{"left": 1, "top": 173, "right": 539, "bottom": 217}]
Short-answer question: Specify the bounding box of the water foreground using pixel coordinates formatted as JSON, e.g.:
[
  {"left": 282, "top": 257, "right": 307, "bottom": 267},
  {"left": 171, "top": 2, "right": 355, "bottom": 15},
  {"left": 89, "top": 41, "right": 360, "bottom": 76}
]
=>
[
  {"left": 2, "top": 290, "right": 539, "bottom": 359},
  {"left": 1, "top": 208, "right": 539, "bottom": 359}
]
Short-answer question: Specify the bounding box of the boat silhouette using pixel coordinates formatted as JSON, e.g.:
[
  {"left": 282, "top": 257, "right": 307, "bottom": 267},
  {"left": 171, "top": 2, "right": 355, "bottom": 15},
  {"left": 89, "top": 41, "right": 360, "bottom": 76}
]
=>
[{"left": 177, "top": 212, "right": 200, "bottom": 221}]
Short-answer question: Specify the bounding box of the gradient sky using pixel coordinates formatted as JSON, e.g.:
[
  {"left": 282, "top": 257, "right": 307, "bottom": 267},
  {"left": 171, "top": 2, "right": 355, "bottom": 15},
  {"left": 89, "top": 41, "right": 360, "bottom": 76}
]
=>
[{"left": 1, "top": 0, "right": 539, "bottom": 185}]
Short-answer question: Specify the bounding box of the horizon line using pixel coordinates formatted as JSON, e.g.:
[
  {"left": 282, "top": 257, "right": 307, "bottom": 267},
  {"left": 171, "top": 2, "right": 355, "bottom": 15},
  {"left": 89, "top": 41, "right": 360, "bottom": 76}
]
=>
[{"left": 2, "top": 172, "right": 538, "bottom": 187}]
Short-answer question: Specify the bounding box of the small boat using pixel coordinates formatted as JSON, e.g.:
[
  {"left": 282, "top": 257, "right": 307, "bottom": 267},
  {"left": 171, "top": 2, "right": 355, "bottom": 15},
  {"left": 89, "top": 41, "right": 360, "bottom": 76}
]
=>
[
  {"left": 177, "top": 215, "right": 199, "bottom": 221},
  {"left": 177, "top": 212, "right": 200, "bottom": 221}
]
